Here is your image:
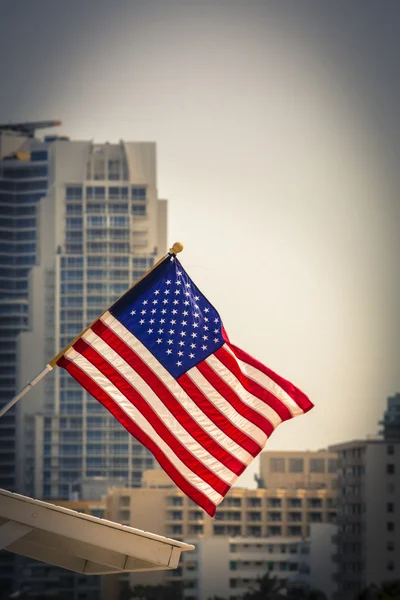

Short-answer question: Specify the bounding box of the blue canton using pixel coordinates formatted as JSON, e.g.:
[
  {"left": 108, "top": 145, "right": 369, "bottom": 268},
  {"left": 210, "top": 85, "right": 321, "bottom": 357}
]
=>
[{"left": 110, "top": 256, "right": 223, "bottom": 378}]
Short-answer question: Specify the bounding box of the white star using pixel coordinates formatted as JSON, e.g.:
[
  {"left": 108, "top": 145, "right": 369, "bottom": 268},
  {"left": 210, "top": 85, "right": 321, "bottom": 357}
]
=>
[
  {"left": 214, "top": 337, "right": 219, "bottom": 343},
  {"left": 181, "top": 320, "right": 187, "bottom": 326},
  {"left": 192, "top": 323, "right": 198, "bottom": 328},
  {"left": 161, "top": 309, "right": 167, "bottom": 315},
  {"left": 191, "top": 332, "right": 197, "bottom": 338},
  {"left": 178, "top": 350, "right": 183, "bottom": 356},
  {"left": 152, "top": 299, "right": 158, "bottom": 305},
  {"left": 151, "top": 309, "right": 157, "bottom": 314},
  {"left": 158, "top": 328, "right": 164, "bottom": 334},
  {"left": 189, "top": 353, "right": 195, "bottom": 359},
  {"left": 194, "top": 304, "right": 199, "bottom": 310},
  {"left": 149, "top": 318, "right": 155, "bottom": 324},
  {"left": 176, "top": 280, "right": 181, "bottom": 285},
  {"left": 169, "top": 329, "right": 175, "bottom": 335},
  {"left": 202, "top": 345, "right": 207, "bottom": 350},
  {"left": 194, "top": 313, "right": 199, "bottom": 319},
  {"left": 203, "top": 325, "right": 209, "bottom": 331},
  {"left": 173, "top": 299, "right": 179, "bottom": 305},
  {"left": 147, "top": 328, "right": 153, "bottom": 334},
  {"left": 154, "top": 290, "right": 160, "bottom": 295},
  {"left": 194, "top": 295, "right": 200, "bottom": 301},
  {"left": 160, "top": 318, "right": 166, "bottom": 323},
  {"left": 177, "top": 270, "right": 182, "bottom": 276},
  {"left": 166, "top": 279, "right": 171, "bottom": 285},
  {"left": 130, "top": 310, "right": 136, "bottom": 315},
  {"left": 163, "top": 299, "right": 168, "bottom": 304},
  {"left": 202, "top": 335, "right": 208, "bottom": 340},
  {"left": 142, "top": 300, "right": 148, "bottom": 305},
  {"left": 164, "top": 289, "right": 170, "bottom": 295},
  {"left": 190, "top": 343, "right": 196, "bottom": 349},
  {"left": 180, "top": 331, "right": 186, "bottom": 337},
  {"left": 184, "top": 300, "right": 190, "bottom": 306},
  {"left": 204, "top": 307, "right": 209, "bottom": 313},
  {"left": 139, "top": 319, "right": 145, "bottom": 325},
  {"left": 176, "top": 360, "right": 182, "bottom": 366},
  {"left": 141, "top": 310, "right": 146, "bottom": 315},
  {"left": 179, "top": 341, "right": 185, "bottom": 346},
  {"left": 172, "top": 309, "right": 178, "bottom": 314},
  {"left": 185, "top": 291, "right": 190, "bottom": 296},
  {"left": 174, "top": 289, "right": 180, "bottom": 295},
  {"left": 214, "top": 318, "right": 219, "bottom": 323},
  {"left": 156, "top": 338, "right": 162, "bottom": 344},
  {"left": 183, "top": 310, "right": 189, "bottom": 316},
  {"left": 214, "top": 329, "right": 219, "bottom": 334},
  {"left": 170, "top": 319, "right": 176, "bottom": 325},
  {"left": 167, "top": 339, "right": 173, "bottom": 345},
  {"left": 186, "top": 282, "right": 191, "bottom": 288},
  {"left": 166, "top": 349, "right": 172, "bottom": 355},
  {"left": 204, "top": 317, "right": 209, "bottom": 322}
]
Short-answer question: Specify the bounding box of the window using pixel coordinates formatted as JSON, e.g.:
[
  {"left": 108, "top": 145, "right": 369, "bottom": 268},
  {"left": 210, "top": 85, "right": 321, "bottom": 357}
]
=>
[
  {"left": 328, "top": 458, "right": 338, "bottom": 473},
  {"left": 387, "top": 464, "right": 395, "bottom": 475},
  {"left": 109, "top": 203, "right": 128, "bottom": 213},
  {"left": 132, "top": 204, "right": 146, "bottom": 216},
  {"left": 309, "top": 458, "right": 325, "bottom": 473},
  {"left": 131, "top": 187, "right": 146, "bottom": 200},
  {"left": 387, "top": 541, "right": 395, "bottom": 552},
  {"left": 66, "top": 186, "right": 82, "bottom": 201},
  {"left": 387, "top": 503, "right": 394, "bottom": 513},
  {"left": 289, "top": 458, "right": 304, "bottom": 473},
  {"left": 387, "top": 522, "right": 395, "bottom": 532},
  {"left": 387, "top": 445, "right": 394, "bottom": 455},
  {"left": 108, "top": 160, "right": 120, "bottom": 180},
  {"left": 31, "top": 150, "right": 48, "bottom": 161},
  {"left": 270, "top": 458, "right": 285, "bottom": 473}
]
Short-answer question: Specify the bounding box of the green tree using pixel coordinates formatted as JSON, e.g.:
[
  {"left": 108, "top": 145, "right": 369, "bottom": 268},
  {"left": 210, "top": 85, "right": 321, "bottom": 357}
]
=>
[
  {"left": 355, "top": 580, "right": 400, "bottom": 600},
  {"left": 242, "top": 572, "right": 287, "bottom": 599}
]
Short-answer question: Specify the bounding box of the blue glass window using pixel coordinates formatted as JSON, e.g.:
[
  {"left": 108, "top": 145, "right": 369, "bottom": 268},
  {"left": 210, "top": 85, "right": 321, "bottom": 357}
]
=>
[
  {"left": 66, "top": 185, "right": 83, "bottom": 201},
  {"left": 132, "top": 205, "right": 146, "bottom": 216},
  {"left": 131, "top": 187, "right": 146, "bottom": 200},
  {"left": 31, "top": 150, "right": 48, "bottom": 161}
]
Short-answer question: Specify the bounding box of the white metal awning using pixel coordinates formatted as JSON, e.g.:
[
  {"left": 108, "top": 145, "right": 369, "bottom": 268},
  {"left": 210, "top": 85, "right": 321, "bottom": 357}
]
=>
[{"left": 0, "top": 489, "right": 194, "bottom": 574}]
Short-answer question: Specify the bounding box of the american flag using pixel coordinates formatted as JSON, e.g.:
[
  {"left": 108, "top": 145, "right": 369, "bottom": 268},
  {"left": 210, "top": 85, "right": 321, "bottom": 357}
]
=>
[{"left": 57, "top": 254, "right": 313, "bottom": 516}]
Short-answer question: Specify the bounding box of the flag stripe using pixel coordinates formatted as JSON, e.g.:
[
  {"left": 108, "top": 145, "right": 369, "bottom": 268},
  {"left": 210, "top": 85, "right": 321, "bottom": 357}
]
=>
[
  {"left": 96, "top": 313, "right": 259, "bottom": 464},
  {"left": 60, "top": 348, "right": 224, "bottom": 504},
  {"left": 196, "top": 361, "right": 274, "bottom": 438},
  {"left": 206, "top": 351, "right": 283, "bottom": 428},
  {"left": 226, "top": 342, "right": 314, "bottom": 414},
  {"left": 214, "top": 346, "right": 294, "bottom": 420},
  {"left": 70, "top": 337, "right": 231, "bottom": 496},
  {"left": 178, "top": 371, "right": 263, "bottom": 457},
  {"left": 57, "top": 355, "right": 219, "bottom": 516},
  {"left": 90, "top": 320, "right": 252, "bottom": 474}
]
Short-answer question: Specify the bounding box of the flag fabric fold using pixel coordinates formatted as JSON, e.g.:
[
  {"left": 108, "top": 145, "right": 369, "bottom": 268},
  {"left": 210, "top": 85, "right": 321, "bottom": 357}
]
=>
[{"left": 57, "top": 254, "right": 313, "bottom": 516}]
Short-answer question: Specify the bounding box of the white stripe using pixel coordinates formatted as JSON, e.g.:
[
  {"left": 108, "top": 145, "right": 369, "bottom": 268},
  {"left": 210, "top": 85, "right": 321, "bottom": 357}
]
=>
[
  {"left": 80, "top": 328, "right": 237, "bottom": 485},
  {"left": 224, "top": 344, "right": 304, "bottom": 417},
  {"left": 206, "top": 351, "right": 283, "bottom": 428},
  {"left": 64, "top": 347, "right": 223, "bottom": 506},
  {"left": 186, "top": 367, "right": 268, "bottom": 448},
  {"left": 101, "top": 312, "right": 253, "bottom": 466}
]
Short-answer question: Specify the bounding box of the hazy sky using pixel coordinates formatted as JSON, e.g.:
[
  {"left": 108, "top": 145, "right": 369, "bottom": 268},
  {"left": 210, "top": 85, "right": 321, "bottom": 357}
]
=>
[{"left": 1, "top": 0, "right": 399, "bottom": 487}]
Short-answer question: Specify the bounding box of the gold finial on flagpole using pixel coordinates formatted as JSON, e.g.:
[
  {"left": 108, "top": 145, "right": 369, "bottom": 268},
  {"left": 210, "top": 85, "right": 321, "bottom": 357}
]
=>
[{"left": 169, "top": 241, "right": 184, "bottom": 255}]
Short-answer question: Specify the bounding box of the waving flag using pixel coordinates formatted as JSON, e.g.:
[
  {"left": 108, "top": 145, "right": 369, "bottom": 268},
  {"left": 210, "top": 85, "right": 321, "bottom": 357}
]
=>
[{"left": 56, "top": 252, "right": 313, "bottom": 516}]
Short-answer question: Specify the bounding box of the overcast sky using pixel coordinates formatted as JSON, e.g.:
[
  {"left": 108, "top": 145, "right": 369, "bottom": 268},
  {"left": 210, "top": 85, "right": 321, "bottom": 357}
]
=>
[{"left": 1, "top": 0, "right": 399, "bottom": 487}]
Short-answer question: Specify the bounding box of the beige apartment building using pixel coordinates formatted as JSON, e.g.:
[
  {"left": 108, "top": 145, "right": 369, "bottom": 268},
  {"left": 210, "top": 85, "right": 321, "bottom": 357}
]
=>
[{"left": 103, "top": 451, "right": 338, "bottom": 598}]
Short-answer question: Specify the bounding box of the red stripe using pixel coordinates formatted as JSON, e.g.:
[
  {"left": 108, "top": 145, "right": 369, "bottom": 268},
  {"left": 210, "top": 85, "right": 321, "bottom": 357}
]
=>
[
  {"left": 227, "top": 341, "right": 314, "bottom": 413},
  {"left": 91, "top": 319, "right": 246, "bottom": 476},
  {"left": 197, "top": 361, "right": 275, "bottom": 437},
  {"left": 215, "top": 346, "right": 293, "bottom": 421},
  {"left": 57, "top": 356, "right": 217, "bottom": 516},
  {"left": 178, "top": 372, "right": 262, "bottom": 458},
  {"left": 71, "top": 336, "right": 230, "bottom": 497}
]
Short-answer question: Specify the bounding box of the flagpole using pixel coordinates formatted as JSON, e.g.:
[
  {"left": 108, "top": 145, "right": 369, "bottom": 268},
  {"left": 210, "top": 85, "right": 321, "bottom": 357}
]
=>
[
  {"left": 0, "top": 243, "right": 184, "bottom": 419},
  {"left": 0, "top": 365, "right": 53, "bottom": 418}
]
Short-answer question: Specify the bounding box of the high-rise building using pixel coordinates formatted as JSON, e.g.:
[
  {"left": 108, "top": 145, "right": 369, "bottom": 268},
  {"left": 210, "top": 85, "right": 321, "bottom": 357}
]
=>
[
  {"left": 379, "top": 393, "right": 400, "bottom": 442},
  {"left": 329, "top": 439, "right": 400, "bottom": 599},
  {"left": 0, "top": 122, "right": 167, "bottom": 596},
  {"left": 259, "top": 450, "right": 339, "bottom": 491}
]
